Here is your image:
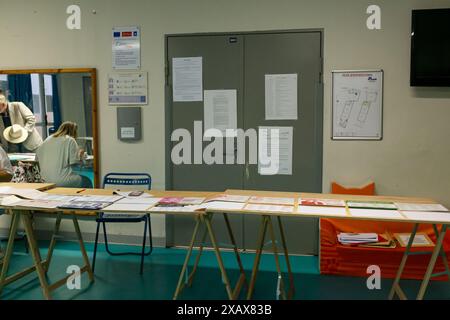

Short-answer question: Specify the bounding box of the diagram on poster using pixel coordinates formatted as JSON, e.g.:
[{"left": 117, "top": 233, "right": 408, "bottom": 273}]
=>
[{"left": 332, "top": 70, "right": 383, "bottom": 140}]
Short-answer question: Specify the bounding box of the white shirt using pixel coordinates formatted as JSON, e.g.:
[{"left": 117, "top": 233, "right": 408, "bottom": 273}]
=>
[{"left": 36, "top": 135, "right": 82, "bottom": 187}]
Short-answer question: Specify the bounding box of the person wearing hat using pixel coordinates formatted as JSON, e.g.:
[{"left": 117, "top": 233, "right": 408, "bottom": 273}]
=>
[{"left": 0, "top": 92, "right": 43, "bottom": 152}]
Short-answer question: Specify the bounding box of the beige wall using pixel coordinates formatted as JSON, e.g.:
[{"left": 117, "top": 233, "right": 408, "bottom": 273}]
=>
[{"left": 1, "top": 0, "right": 450, "bottom": 240}]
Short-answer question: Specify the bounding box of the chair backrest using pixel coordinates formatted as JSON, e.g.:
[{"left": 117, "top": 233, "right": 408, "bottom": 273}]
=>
[
  {"left": 103, "top": 173, "right": 152, "bottom": 191},
  {"left": 331, "top": 182, "right": 375, "bottom": 195}
]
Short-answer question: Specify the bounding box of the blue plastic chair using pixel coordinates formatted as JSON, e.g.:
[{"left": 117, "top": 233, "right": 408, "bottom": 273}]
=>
[{"left": 92, "top": 173, "right": 153, "bottom": 275}]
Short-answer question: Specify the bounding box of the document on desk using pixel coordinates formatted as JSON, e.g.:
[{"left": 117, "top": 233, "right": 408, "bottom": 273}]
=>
[
  {"left": 148, "top": 205, "right": 202, "bottom": 212},
  {"left": 113, "top": 191, "right": 154, "bottom": 198},
  {"left": 115, "top": 197, "right": 161, "bottom": 205},
  {"left": 299, "top": 198, "right": 346, "bottom": 207},
  {"left": 349, "top": 208, "right": 404, "bottom": 220},
  {"left": 103, "top": 203, "right": 153, "bottom": 212},
  {"left": 258, "top": 126, "right": 293, "bottom": 175},
  {"left": 395, "top": 203, "right": 449, "bottom": 212},
  {"left": 40, "top": 194, "right": 83, "bottom": 202},
  {"left": 74, "top": 195, "right": 123, "bottom": 203},
  {"left": 248, "top": 196, "right": 295, "bottom": 205},
  {"left": 0, "top": 187, "right": 46, "bottom": 200},
  {"left": 202, "top": 201, "right": 246, "bottom": 211},
  {"left": 204, "top": 89, "right": 237, "bottom": 137},
  {"left": 265, "top": 74, "right": 298, "bottom": 120},
  {"left": 245, "top": 204, "right": 294, "bottom": 213},
  {"left": 13, "top": 199, "right": 61, "bottom": 209},
  {"left": 0, "top": 195, "right": 23, "bottom": 206},
  {"left": 206, "top": 195, "right": 250, "bottom": 203},
  {"left": 297, "top": 205, "right": 348, "bottom": 216},
  {"left": 401, "top": 211, "right": 450, "bottom": 223},
  {"left": 172, "top": 57, "right": 203, "bottom": 102}
]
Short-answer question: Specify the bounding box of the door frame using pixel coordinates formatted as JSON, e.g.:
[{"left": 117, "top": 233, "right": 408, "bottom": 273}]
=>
[{"left": 164, "top": 29, "right": 324, "bottom": 247}]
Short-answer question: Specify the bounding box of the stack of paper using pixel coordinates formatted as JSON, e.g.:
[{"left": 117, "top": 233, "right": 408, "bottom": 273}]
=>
[
  {"left": 206, "top": 195, "right": 250, "bottom": 203},
  {"left": 248, "top": 196, "right": 295, "bottom": 205},
  {"left": 244, "top": 204, "right": 294, "bottom": 213},
  {"left": 338, "top": 233, "right": 379, "bottom": 244},
  {"left": 395, "top": 203, "right": 449, "bottom": 212},
  {"left": 0, "top": 186, "right": 47, "bottom": 200},
  {"left": 299, "top": 198, "right": 345, "bottom": 207},
  {"left": 347, "top": 201, "right": 397, "bottom": 210}
]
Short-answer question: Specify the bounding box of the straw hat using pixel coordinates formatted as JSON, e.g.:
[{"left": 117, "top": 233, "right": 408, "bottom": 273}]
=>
[{"left": 3, "top": 124, "right": 28, "bottom": 144}]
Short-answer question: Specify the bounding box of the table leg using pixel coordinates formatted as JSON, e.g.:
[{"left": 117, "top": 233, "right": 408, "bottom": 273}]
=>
[
  {"left": 417, "top": 225, "right": 448, "bottom": 300},
  {"left": 44, "top": 213, "right": 62, "bottom": 273},
  {"left": 173, "top": 215, "right": 201, "bottom": 300},
  {"left": 223, "top": 213, "right": 247, "bottom": 298},
  {"left": 432, "top": 224, "right": 450, "bottom": 278},
  {"left": 267, "top": 216, "right": 286, "bottom": 300},
  {"left": 247, "top": 215, "right": 269, "bottom": 300},
  {"left": 0, "top": 210, "right": 19, "bottom": 296},
  {"left": 277, "top": 216, "right": 295, "bottom": 299},
  {"left": 72, "top": 215, "right": 94, "bottom": 282},
  {"left": 187, "top": 222, "right": 208, "bottom": 287},
  {"left": 203, "top": 213, "right": 234, "bottom": 300},
  {"left": 21, "top": 212, "right": 51, "bottom": 300}
]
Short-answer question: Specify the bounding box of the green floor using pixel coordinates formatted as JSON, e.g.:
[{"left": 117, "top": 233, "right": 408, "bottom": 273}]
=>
[{"left": 1, "top": 240, "right": 450, "bottom": 300}]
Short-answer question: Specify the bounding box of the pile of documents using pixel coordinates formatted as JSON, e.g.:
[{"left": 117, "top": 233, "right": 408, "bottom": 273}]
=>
[{"left": 337, "top": 233, "right": 379, "bottom": 244}]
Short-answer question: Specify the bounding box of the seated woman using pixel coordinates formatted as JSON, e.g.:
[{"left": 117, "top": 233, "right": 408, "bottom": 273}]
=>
[{"left": 36, "top": 121, "right": 92, "bottom": 188}]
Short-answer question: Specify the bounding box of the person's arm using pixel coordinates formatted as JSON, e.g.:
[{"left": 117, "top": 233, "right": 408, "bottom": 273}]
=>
[
  {"left": 68, "top": 138, "right": 82, "bottom": 166},
  {"left": 16, "top": 102, "right": 36, "bottom": 132}
]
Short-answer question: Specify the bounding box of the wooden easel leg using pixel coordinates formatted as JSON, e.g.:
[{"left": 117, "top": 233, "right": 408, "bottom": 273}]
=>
[
  {"left": 22, "top": 212, "right": 51, "bottom": 300},
  {"left": 44, "top": 213, "right": 62, "bottom": 273},
  {"left": 432, "top": 224, "right": 450, "bottom": 279},
  {"left": 223, "top": 213, "right": 247, "bottom": 298},
  {"left": 267, "top": 216, "right": 286, "bottom": 300},
  {"left": 389, "top": 223, "right": 419, "bottom": 300},
  {"left": 187, "top": 222, "right": 208, "bottom": 287},
  {"left": 417, "top": 225, "right": 448, "bottom": 300},
  {"left": 203, "top": 213, "right": 234, "bottom": 300},
  {"left": 277, "top": 216, "right": 295, "bottom": 299},
  {"left": 72, "top": 215, "right": 94, "bottom": 282},
  {"left": 173, "top": 215, "right": 201, "bottom": 300},
  {"left": 247, "top": 215, "right": 268, "bottom": 300},
  {"left": 0, "top": 210, "right": 19, "bottom": 296}
]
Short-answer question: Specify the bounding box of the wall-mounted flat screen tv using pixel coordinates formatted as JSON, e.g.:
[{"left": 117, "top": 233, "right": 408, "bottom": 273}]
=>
[{"left": 411, "top": 9, "right": 450, "bottom": 87}]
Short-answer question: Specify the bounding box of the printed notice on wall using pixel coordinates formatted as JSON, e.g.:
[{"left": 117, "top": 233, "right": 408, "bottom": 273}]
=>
[
  {"left": 120, "top": 127, "right": 135, "bottom": 139},
  {"left": 204, "top": 90, "right": 237, "bottom": 137},
  {"left": 108, "top": 72, "right": 148, "bottom": 105},
  {"left": 332, "top": 70, "right": 383, "bottom": 140},
  {"left": 258, "top": 126, "right": 293, "bottom": 175},
  {"left": 172, "top": 57, "right": 203, "bottom": 102},
  {"left": 112, "top": 26, "right": 141, "bottom": 69},
  {"left": 265, "top": 74, "right": 298, "bottom": 120}
]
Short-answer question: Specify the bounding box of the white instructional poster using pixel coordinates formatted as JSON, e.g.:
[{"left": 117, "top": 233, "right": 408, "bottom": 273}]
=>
[
  {"left": 258, "top": 126, "right": 293, "bottom": 176},
  {"left": 112, "top": 26, "right": 141, "bottom": 69},
  {"left": 204, "top": 90, "right": 237, "bottom": 137},
  {"left": 108, "top": 72, "right": 148, "bottom": 105},
  {"left": 265, "top": 74, "right": 298, "bottom": 120},
  {"left": 172, "top": 57, "right": 203, "bottom": 102},
  {"left": 332, "top": 70, "right": 383, "bottom": 139}
]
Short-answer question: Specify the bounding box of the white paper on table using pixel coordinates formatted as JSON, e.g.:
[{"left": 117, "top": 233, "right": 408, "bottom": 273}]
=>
[
  {"left": 204, "top": 90, "right": 237, "bottom": 137},
  {"left": 103, "top": 203, "right": 153, "bottom": 212},
  {"left": 40, "top": 194, "right": 81, "bottom": 202},
  {"left": 248, "top": 196, "right": 295, "bottom": 205},
  {"left": 258, "top": 126, "right": 293, "bottom": 175},
  {"left": 113, "top": 191, "right": 153, "bottom": 198},
  {"left": 172, "top": 57, "right": 203, "bottom": 102},
  {"left": 0, "top": 186, "right": 46, "bottom": 200},
  {"left": 13, "top": 199, "right": 61, "bottom": 209},
  {"left": 395, "top": 203, "right": 449, "bottom": 212},
  {"left": 206, "top": 195, "right": 249, "bottom": 203},
  {"left": 74, "top": 195, "right": 123, "bottom": 203},
  {"left": 245, "top": 204, "right": 294, "bottom": 213},
  {"left": 297, "top": 205, "right": 348, "bottom": 216},
  {"left": 401, "top": 211, "right": 450, "bottom": 223},
  {"left": 0, "top": 195, "right": 23, "bottom": 206},
  {"left": 265, "top": 74, "right": 298, "bottom": 120},
  {"left": 115, "top": 197, "right": 162, "bottom": 205},
  {"left": 180, "top": 197, "right": 206, "bottom": 205},
  {"left": 202, "top": 201, "right": 246, "bottom": 211},
  {"left": 148, "top": 205, "right": 202, "bottom": 212},
  {"left": 349, "top": 208, "right": 404, "bottom": 220},
  {"left": 299, "top": 198, "right": 346, "bottom": 207}
]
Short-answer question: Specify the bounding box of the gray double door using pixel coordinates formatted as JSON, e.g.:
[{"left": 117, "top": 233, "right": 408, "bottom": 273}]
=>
[{"left": 165, "top": 31, "right": 323, "bottom": 255}]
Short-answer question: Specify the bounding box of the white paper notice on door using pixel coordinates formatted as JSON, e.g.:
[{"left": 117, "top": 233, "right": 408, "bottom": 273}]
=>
[
  {"left": 172, "top": 57, "right": 203, "bottom": 102},
  {"left": 204, "top": 90, "right": 237, "bottom": 137},
  {"left": 265, "top": 74, "right": 298, "bottom": 120},
  {"left": 258, "top": 126, "right": 293, "bottom": 175}
]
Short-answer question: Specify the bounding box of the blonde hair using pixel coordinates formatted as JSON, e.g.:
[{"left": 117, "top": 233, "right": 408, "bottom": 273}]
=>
[{"left": 53, "top": 121, "right": 78, "bottom": 139}]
